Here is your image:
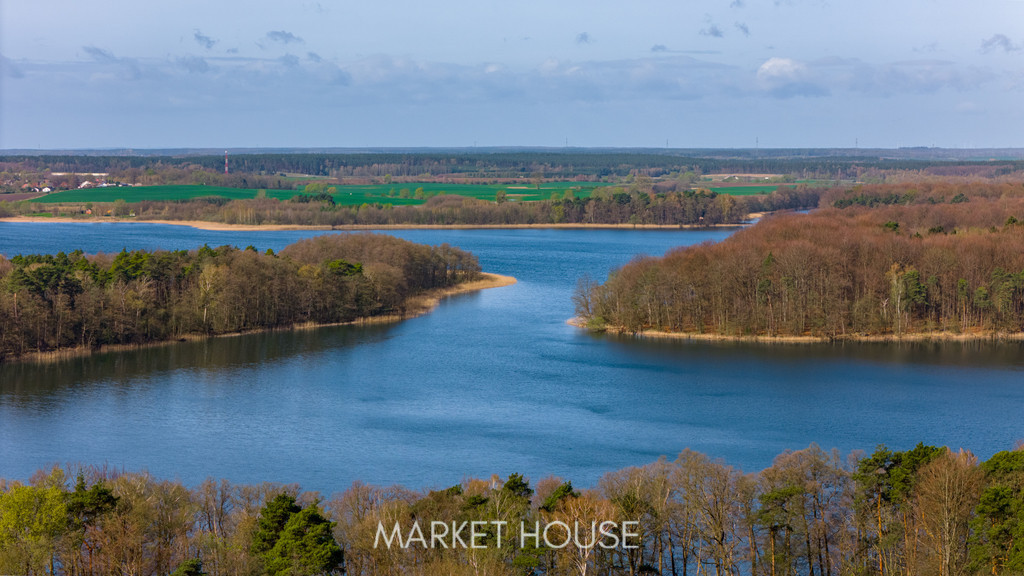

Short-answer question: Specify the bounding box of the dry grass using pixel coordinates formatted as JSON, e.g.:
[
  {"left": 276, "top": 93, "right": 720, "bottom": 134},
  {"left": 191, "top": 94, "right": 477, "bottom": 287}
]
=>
[{"left": 568, "top": 318, "right": 1024, "bottom": 344}]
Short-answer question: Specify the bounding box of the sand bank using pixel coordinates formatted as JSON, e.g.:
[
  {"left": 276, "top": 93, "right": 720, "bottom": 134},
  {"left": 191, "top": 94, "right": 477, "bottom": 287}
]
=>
[
  {"left": 567, "top": 318, "right": 1024, "bottom": 344},
  {"left": 0, "top": 216, "right": 744, "bottom": 232}
]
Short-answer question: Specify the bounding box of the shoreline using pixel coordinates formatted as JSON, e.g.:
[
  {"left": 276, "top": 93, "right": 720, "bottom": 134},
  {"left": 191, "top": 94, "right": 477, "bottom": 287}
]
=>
[
  {"left": 566, "top": 318, "right": 1024, "bottom": 344},
  {"left": 0, "top": 216, "right": 746, "bottom": 232},
  {"left": 6, "top": 273, "right": 516, "bottom": 365}
]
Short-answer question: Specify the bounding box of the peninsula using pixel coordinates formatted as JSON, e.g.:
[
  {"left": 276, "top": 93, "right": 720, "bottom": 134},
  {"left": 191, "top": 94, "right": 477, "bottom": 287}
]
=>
[
  {"left": 0, "top": 233, "right": 512, "bottom": 363},
  {"left": 574, "top": 181, "right": 1024, "bottom": 342}
]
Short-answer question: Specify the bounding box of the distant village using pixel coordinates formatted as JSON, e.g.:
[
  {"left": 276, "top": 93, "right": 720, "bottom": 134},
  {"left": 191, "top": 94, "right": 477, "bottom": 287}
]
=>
[
  {"left": 14, "top": 172, "right": 135, "bottom": 195},
  {"left": 0, "top": 171, "right": 139, "bottom": 198}
]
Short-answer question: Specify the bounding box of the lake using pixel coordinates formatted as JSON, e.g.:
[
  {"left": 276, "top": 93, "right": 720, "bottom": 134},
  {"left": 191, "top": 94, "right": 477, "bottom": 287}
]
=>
[{"left": 2, "top": 222, "right": 1023, "bottom": 495}]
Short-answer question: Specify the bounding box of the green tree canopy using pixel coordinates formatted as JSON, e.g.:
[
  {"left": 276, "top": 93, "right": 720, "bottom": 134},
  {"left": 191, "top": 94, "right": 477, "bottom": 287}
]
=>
[{"left": 252, "top": 494, "right": 343, "bottom": 576}]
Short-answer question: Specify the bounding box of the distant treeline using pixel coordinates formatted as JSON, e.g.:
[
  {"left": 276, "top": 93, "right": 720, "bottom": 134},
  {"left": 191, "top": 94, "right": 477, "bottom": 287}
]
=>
[
  {"left": 2, "top": 442, "right": 1023, "bottom": 576},
  {"left": 0, "top": 234, "right": 480, "bottom": 362},
  {"left": 13, "top": 187, "right": 824, "bottom": 227},
  {"left": 5, "top": 152, "right": 1024, "bottom": 184},
  {"left": 577, "top": 182, "right": 1024, "bottom": 338}
]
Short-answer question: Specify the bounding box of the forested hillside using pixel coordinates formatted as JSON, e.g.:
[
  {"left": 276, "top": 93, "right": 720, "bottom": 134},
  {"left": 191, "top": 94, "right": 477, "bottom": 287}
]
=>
[
  {"left": 577, "top": 182, "right": 1024, "bottom": 339},
  {"left": 2, "top": 443, "right": 1022, "bottom": 576},
  {"left": 0, "top": 234, "right": 481, "bottom": 362}
]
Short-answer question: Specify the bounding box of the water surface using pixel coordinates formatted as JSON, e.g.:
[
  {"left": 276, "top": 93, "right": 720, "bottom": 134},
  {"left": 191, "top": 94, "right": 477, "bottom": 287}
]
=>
[{"left": 1, "top": 223, "right": 1022, "bottom": 493}]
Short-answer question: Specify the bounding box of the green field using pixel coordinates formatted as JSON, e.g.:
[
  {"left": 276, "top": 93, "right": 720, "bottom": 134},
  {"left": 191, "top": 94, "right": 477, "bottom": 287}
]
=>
[
  {"left": 32, "top": 182, "right": 610, "bottom": 205},
  {"left": 706, "top": 185, "right": 783, "bottom": 196},
  {"left": 31, "top": 181, "right": 783, "bottom": 206}
]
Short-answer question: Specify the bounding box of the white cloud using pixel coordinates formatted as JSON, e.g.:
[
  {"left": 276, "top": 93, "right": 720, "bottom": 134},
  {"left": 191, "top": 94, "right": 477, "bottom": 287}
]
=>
[
  {"left": 2, "top": 0, "right": 1022, "bottom": 148},
  {"left": 756, "top": 57, "right": 827, "bottom": 97},
  {"left": 757, "top": 57, "right": 805, "bottom": 80},
  {"left": 824, "top": 58, "right": 996, "bottom": 95},
  {"left": 753, "top": 56, "right": 997, "bottom": 99},
  {"left": 2, "top": 36, "right": 1020, "bottom": 148}
]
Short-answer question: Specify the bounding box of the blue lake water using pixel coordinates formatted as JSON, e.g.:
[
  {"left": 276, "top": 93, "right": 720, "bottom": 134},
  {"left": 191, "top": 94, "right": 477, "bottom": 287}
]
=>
[{"left": 1, "top": 222, "right": 1023, "bottom": 494}]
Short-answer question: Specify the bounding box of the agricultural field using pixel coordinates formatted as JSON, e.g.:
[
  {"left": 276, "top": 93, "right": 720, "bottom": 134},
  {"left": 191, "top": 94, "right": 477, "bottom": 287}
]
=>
[
  {"left": 704, "top": 184, "right": 784, "bottom": 196},
  {"left": 28, "top": 180, "right": 795, "bottom": 207},
  {"left": 0, "top": 192, "right": 46, "bottom": 202},
  {"left": 31, "top": 182, "right": 611, "bottom": 205}
]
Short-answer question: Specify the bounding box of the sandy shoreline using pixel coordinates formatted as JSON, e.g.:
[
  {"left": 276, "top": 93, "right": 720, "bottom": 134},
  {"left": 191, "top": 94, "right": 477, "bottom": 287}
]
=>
[
  {"left": 0, "top": 216, "right": 743, "bottom": 232},
  {"left": 566, "top": 318, "right": 1024, "bottom": 344},
  {"left": 6, "top": 273, "right": 516, "bottom": 365}
]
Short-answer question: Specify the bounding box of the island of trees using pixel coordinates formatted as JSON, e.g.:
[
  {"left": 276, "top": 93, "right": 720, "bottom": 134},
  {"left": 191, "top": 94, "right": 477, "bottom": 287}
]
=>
[
  {"left": 2, "top": 442, "right": 1023, "bottom": 576},
  {"left": 575, "top": 181, "right": 1024, "bottom": 340},
  {"left": 0, "top": 234, "right": 485, "bottom": 362}
]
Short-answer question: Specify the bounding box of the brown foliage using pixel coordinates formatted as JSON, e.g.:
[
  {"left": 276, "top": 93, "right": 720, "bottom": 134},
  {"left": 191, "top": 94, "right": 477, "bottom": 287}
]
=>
[
  {"left": 583, "top": 192, "right": 1024, "bottom": 338},
  {"left": 0, "top": 441, "right": 1004, "bottom": 576}
]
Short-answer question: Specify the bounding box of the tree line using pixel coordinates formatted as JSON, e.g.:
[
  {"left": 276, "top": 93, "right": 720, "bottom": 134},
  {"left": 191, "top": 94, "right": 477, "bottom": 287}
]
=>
[
  {"left": 576, "top": 185, "right": 1024, "bottom": 338},
  {"left": 9, "top": 187, "right": 823, "bottom": 228},
  {"left": 2, "top": 442, "right": 1022, "bottom": 575},
  {"left": 822, "top": 181, "right": 1024, "bottom": 208},
  {"left": 0, "top": 234, "right": 481, "bottom": 362}
]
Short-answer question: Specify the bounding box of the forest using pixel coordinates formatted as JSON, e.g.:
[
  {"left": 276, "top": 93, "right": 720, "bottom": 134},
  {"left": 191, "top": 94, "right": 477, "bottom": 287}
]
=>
[
  {"left": 575, "top": 181, "right": 1024, "bottom": 339},
  {"left": 0, "top": 234, "right": 481, "bottom": 362},
  {"left": 7, "top": 151, "right": 1021, "bottom": 185},
  {"left": 2, "top": 442, "right": 1022, "bottom": 576}
]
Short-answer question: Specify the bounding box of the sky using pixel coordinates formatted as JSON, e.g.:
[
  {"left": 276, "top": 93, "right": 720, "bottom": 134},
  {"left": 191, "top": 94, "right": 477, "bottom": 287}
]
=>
[{"left": 1, "top": 0, "right": 1022, "bottom": 150}]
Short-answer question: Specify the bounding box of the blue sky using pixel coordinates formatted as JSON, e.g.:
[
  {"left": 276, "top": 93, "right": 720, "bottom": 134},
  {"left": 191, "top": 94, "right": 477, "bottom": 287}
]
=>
[{"left": 1, "top": 0, "right": 1022, "bottom": 149}]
